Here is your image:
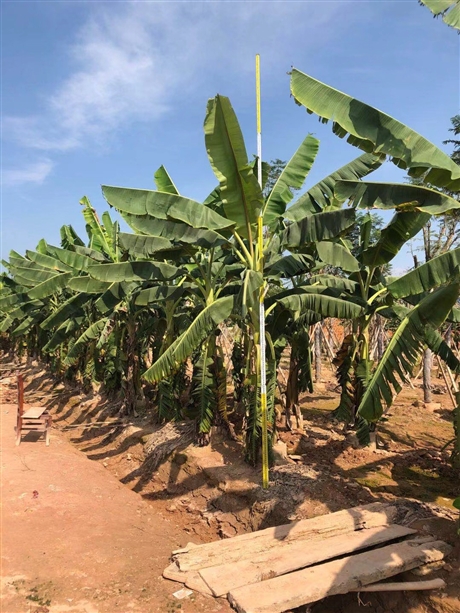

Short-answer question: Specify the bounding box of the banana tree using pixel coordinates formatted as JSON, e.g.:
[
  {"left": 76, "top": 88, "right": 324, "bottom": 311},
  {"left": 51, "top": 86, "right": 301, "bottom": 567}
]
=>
[{"left": 102, "top": 93, "right": 373, "bottom": 463}]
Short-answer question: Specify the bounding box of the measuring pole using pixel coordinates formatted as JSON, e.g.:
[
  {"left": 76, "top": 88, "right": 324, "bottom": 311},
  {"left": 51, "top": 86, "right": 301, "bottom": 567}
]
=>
[{"left": 256, "top": 54, "right": 269, "bottom": 489}]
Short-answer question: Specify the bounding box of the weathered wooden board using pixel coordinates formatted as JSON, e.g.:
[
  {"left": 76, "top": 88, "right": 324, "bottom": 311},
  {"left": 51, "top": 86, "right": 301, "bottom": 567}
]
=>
[
  {"left": 22, "top": 406, "right": 47, "bottom": 418},
  {"left": 175, "top": 502, "right": 399, "bottom": 572},
  {"left": 228, "top": 539, "right": 452, "bottom": 613},
  {"left": 200, "top": 524, "right": 416, "bottom": 597},
  {"left": 163, "top": 562, "right": 212, "bottom": 596}
]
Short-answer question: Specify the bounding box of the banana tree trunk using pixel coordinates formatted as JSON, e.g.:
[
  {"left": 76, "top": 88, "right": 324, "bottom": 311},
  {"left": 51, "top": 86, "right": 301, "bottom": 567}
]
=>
[
  {"left": 124, "top": 316, "right": 139, "bottom": 415},
  {"left": 286, "top": 344, "right": 299, "bottom": 431},
  {"left": 314, "top": 324, "right": 322, "bottom": 383}
]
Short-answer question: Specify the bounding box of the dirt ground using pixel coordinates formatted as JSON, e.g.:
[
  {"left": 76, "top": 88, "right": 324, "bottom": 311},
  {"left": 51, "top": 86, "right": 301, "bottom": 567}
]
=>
[{"left": 2, "top": 357, "right": 460, "bottom": 613}]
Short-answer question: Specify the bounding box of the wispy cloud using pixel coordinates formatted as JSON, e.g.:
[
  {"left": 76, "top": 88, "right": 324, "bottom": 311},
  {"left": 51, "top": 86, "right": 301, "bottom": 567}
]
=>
[
  {"left": 4, "top": 2, "right": 355, "bottom": 157},
  {"left": 3, "top": 159, "right": 54, "bottom": 187}
]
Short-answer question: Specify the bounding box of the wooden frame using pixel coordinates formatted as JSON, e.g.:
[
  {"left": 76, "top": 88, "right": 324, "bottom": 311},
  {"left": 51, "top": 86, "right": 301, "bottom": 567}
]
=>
[{"left": 16, "top": 374, "right": 51, "bottom": 446}]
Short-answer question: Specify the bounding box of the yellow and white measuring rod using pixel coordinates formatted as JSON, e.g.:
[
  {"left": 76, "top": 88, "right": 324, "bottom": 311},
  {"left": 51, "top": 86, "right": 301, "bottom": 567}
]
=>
[{"left": 256, "top": 54, "right": 269, "bottom": 489}]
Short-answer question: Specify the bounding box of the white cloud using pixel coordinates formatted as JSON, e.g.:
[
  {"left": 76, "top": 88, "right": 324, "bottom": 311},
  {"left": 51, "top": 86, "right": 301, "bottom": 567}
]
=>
[
  {"left": 4, "top": 2, "right": 355, "bottom": 154},
  {"left": 2, "top": 159, "right": 54, "bottom": 187}
]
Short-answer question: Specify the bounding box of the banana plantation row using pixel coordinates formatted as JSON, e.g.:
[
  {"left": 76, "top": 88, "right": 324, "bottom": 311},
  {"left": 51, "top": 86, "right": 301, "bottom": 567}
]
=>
[{"left": 3, "top": 69, "right": 460, "bottom": 464}]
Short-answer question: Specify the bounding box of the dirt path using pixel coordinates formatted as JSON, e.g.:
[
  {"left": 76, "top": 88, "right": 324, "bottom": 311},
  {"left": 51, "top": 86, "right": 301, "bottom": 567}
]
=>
[{"left": 1, "top": 402, "right": 231, "bottom": 613}]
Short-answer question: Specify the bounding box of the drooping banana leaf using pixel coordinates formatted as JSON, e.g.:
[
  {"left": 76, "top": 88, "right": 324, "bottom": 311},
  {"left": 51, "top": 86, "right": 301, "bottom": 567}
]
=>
[
  {"left": 47, "top": 245, "right": 96, "bottom": 272},
  {"left": 67, "top": 276, "right": 112, "bottom": 294},
  {"left": 358, "top": 282, "right": 460, "bottom": 422},
  {"left": 87, "top": 261, "right": 184, "bottom": 283},
  {"left": 316, "top": 242, "right": 360, "bottom": 272},
  {"left": 360, "top": 210, "right": 431, "bottom": 268},
  {"left": 264, "top": 134, "right": 319, "bottom": 225},
  {"left": 135, "top": 285, "right": 186, "bottom": 305},
  {"left": 143, "top": 296, "right": 234, "bottom": 382},
  {"left": 419, "top": 0, "right": 460, "bottom": 30},
  {"left": 119, "top": 233, "right": 173, "bottom": 257},
  {"left": 74, "top": 245, "right": 108, "bottom": 262},
  {"left": 286, "top": 153, "right": 384, "bottom": 220},
  {"left": 26, "top": 250, "right": 74, "bottom": 273},
  {"left": 102, "top": 186, "right": 234, "bottom": 231},
  {"left": 27, "top": 272, "right": 73, "bottom": 300},
  {"left": 204, "top": 95, "right": 264, "bottom": 239},
  {"left": 425, "top": 328, "right": 460, "bottom": 373},
  {"left": 276, "top": 292, "right": 364, "bottom": 319},
  {"left": 290, "top": 68, "right": 460, "bottom": 190},
  {"left": 11, "top": 266, "right": 61, "bottom": 285},
  {"left": 335, "top": 181, "right": 460, "bottom": 214},
  {"left": 154, "top": 165, "right": 180, "bottom": 194},
  {"left": 119, "top": 214, "right": 228, "bottom": 248},
  {"left": 283, "top": 208, "right": 356, "bottom": 248},
  {"left": 41, "top": 293, "right": 92, "bottom": 330},
  {"left": 388, "top": 248, "right": 460, "bottom": 297},
  {"left": 265, "top": 254, "right": 315, "bottom": 278},
  {"left": 64, "top": 318, "right": 109, "bottom": 363},
  {"left": 306, "top": 274, "right": 359, "bottom": 292}
]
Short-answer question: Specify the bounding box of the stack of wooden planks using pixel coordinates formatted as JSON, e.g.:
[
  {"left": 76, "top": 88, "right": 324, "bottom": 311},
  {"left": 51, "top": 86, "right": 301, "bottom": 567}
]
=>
[{"left": 163, "top": 502, "right": 451, "bottom": 613}]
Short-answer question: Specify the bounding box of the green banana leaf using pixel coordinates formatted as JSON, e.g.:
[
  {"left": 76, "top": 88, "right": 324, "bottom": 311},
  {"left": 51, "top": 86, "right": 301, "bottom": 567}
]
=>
[
  {"left": 290, "top": 68, "right": 460, "bottom": 190},
  {"left": 276, "top": 292, "right": 364, "bottom": 319},
  {"left": 64, "top": 318, "right": 109, "bottom": 363},
  {"left": 283, "top": 208, "right": 356, "bottom": 248},
  {"left": 103, "top": 186, "right": 233, "bottom": 232},
  {"left": 154, "top": 165, "right": 180, "bottom": 194},
  {"left": 266, "top": 254, "right": 315, "bottom": 278},
  {"left": 41, "top": 293, "right": 91, "bottom": 330},
  {"left": 143, "top": 296, "right": 234, "bottom": 382},
  {"left": 87, "top": 261, "right": 184, "bottom": 283},
  {"left": 26, "top": 250, "right": 74, "bottom": 273},
  {"left": 47, "top": 245, "right": 96, "bottom": 271},
  {"left": 286, "top": 153, "right": 384, "bottom": 220},
  {"left": 80, "top": 196, "right": 115, "bottom": 259},
  {"left": 264, "top": 134, "right": 319, "bottom": 225},
  {"left": 358, "top": 283, "right": 460, "bottom": 422},
  {"left": 316, "top": 242, "right": 360, "bottom": 272},
  {"left": 67, "top": 276, "right": 112, "bottom": 294},
  {"left": 361, "top": 210, "right": 431, "bottom": 268},
  {"left": 204, "top": 95, "right": 264, "bottom": 239},
  {"left": 11, "top": 266, "right": 60, "bottom": 284},
  {"left": 419, "top": 0, "right": 460, "bottom": 29},
  {"left": 119, "top": 233, "right": 173, "bottom": 257},
  {"left": 28, "top": 272, "right": 73, "bottom": 299},
  {"left": 135, "top": 285, "right": 186, "bottom": 305},
  {"left": 335, "top": 181, "right": 460, "bottom": 214},
  {"left": 307, "top": 274, "right": 359, "bottom": 292},
  {"left": 119, "top": 214, "right": 227, "bottom": 248},
  {"left": 388, "top": 248, "right": 460, "bottom": 297}
]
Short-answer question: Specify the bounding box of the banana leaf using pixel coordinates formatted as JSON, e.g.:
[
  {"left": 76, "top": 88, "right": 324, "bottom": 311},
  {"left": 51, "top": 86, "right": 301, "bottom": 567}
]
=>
[
  {"left": 290, "top": 68, "right": 460, "bottom": 190},
  {"left": 286, "top": 153, "right": 384, "bottom": 220},
  {"left": 204, "top": 95, "right": 263, "bottom": 239}
]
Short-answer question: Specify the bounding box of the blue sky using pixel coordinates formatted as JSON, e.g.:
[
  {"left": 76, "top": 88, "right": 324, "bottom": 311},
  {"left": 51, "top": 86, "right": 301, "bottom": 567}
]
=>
[{"left": 2, "top": 0, "right": 459, "bottom": 274}]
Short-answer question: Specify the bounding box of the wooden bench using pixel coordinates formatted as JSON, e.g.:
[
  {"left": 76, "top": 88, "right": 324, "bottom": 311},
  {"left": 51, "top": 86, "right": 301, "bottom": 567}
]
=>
[{"left": 15, "top": 374, "right": 51, "bottom": 446}]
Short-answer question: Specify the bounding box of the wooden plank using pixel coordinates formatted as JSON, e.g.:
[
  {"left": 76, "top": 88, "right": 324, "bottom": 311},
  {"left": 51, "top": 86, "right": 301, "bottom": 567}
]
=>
[
  {"left": 200, "top": 524, "right": 416, "bottom": 597},
  {"left": 163, "top": 563, "right": 213, "bottom": 596},
  {"left": 350, "top": 578, "right": 446, "bottom": 592},
  {"left": 22, "top": 406, "right": 46, "bottom": 418},
  {"left": 174, "top": 502, "right": 399, "bottom": 572},
  {"left": 228, "top": 539, "right": 452, "bottom": 613}
]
